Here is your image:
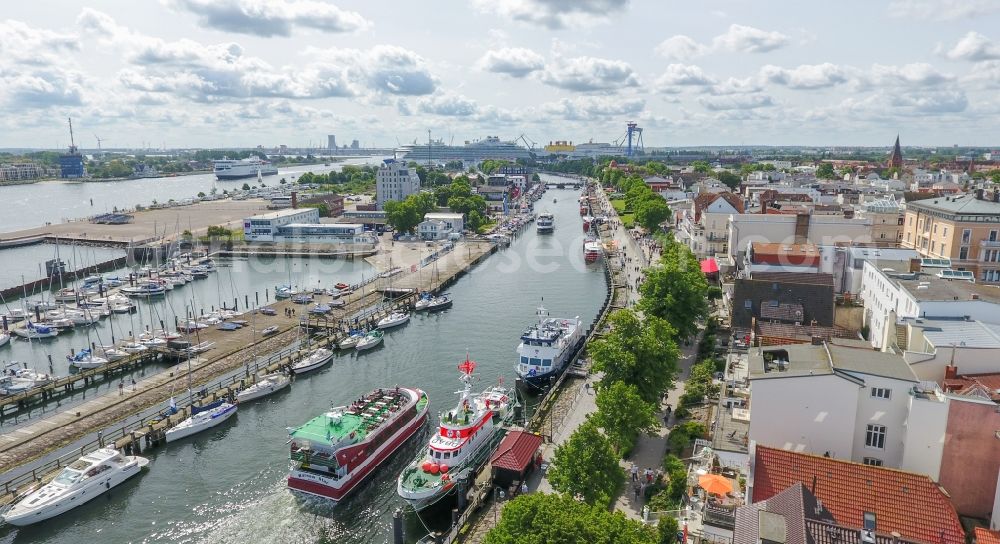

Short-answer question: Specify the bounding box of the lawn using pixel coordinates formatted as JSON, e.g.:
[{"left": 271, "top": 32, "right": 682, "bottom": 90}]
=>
[
  {"left": 620, "top": 213, "right": 635, "bottom": 228},
  {"left": 610, "top": 199, "right": 627, "bottom": 213}
]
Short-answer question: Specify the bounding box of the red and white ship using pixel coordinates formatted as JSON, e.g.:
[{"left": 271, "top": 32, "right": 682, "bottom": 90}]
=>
[
  {"left": 584, "top": 239, "right": 603, "bottom": 263},
  {"left": 287, "top": 386, "right": 429, "bottom": 501}
]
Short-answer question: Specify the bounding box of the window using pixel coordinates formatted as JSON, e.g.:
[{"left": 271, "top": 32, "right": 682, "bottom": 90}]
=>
[
  {"left": 992, "top": 230, "right": 999, "bottom": 242},
  {"left": 960, "top": 247, "right": 969, "bottom": 260},
  {"left": 863, "top": 457, "right": 883, "bottom": 467},
  {"left": 865, "top": 424, "right": 886, "bottom": 449},
  {"left": 870, "top": 387, "right": 891, "bottom": 399},
  {"left": 943, "top": 227, "right": 948, "bottom": 237},
  {"left": 963, "top": 229, "right": 972, "bottom": 243}
]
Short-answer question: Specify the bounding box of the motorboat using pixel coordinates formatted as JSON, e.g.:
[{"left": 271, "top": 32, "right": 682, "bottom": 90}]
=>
[
  {"left": 120, "top": 283, "right": 167, "bottom": 297},
  {"left": 292, "top": 294, "right": 313, "bottom": 305},
  {"left": 122, "top": 342, "right": 148, "bottom": 354},
  {"left": 334, "top": 282, "right": 350, "bottom": 290},
  {"left": 236, "top": 373, "right": 290, "bottom": 403},
  {"left": 164, "top": 401, "right": 238, "bottom": 443},
  {"left": 377, "top": 311, "right": 410, "bottom": 330},
  {"left": 67, "top": 349, "right": 109, "bottom": 369},
  {"left": 584, "top": 240, "right": 603, "bottom": 263},
  {"left": 426, "top": 295, "right": 453, "bottom": 312},
  {"left": 309, "top": 303, "right": 332, "bottom": 315},
  {"left": 2, "top": 308, "right": 29, "bottom": 322},
  {"left": 111, "top": 302, "right": 136, "bottom": 314},
  {"left": 2, "top": 448, "right": 148, "bottom": 526},
  {"left": 274, "top": 285, "right": 294, "bottom": 299},
  {"left": 13, "top": 322, "right": 59, "bottom": 339},
  {"left": 291, "top": 348, "right": 334, "bottom": 374},
  {"left": 261, "top": 325, "right": 279, "bottom": 336},
  {"left": 355, "top": 330, "right": 384, "bottom": 351},
  {"left": 337, "top": 331, "right": 364, "bottom": 350},
  {"left": 1, "top": 366, "right": 52, "bottom": 394},
  {"left": 98, "top": 346, "right": 129, "bottom": 362}
]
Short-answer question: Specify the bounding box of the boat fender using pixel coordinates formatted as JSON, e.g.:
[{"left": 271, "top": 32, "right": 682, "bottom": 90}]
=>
[
  {"left": 440, "top": 464, "right": 449, "bottom": 474},
  {"left": 429, "top": 463, "right": 440, "bottom": 475}
]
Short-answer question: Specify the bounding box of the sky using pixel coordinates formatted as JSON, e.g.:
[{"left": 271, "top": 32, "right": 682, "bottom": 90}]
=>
[{"left": 2, "top": 0, "right": 1000, "bottom": 150}]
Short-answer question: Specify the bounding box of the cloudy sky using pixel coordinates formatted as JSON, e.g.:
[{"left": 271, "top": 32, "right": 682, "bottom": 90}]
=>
[{"left": 2, "top": 0, "right": 999, "bottom": 149}]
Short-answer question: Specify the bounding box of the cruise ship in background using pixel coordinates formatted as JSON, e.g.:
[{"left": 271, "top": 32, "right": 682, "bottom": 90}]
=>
[
  {"left": 213, "top": 157, "right": 279, "bottom": 180},
  {"left": 396, "top": 136, "right": 533, "bottom": 163}
]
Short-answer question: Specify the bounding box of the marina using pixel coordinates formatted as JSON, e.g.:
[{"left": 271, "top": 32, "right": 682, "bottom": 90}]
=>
[{"left": 0, "top": 178, "right": 608, "bottom": 543}]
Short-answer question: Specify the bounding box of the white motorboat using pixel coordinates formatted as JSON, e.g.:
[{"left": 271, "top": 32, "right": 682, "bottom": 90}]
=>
[
  {"left": 122, "top": 342, "right": 148, "bottom": 354},
  {"left": 377, "top": 311, "right": 410, "bottom": 330},
  {"left": 2, "top": 448, "right": 148, "bottom": 526},
  {"left": 355, "top": 330, "right": 384, "bottom": 351},
  {"left": 67, "top": 349, "right": 109, "bottom": 369},
  {"left": 426, "top": 295, "right": 453, "bottom": 312},
  {"left": 260, "top": 325, "right": 279, "bottom": 336},
  {"left": 414, "top": 293, "right": 432, "bottom": 311},
  {"left": 2, "top": 368, "right": 53, "bottom": 394},
  {"left": 164, "top": 401, "right": 238, "bottom": 443},
  {"left": 13, "top": 322, "right": 59, "bottom": 339},
  {"left": 291, "top": 348, "right": 334, "bottom": 374},
  {"left": 236, "top": 373, "right": 290, "bottom": 402},
  {"left": 2, "top": 308, "right": 29, "bottom": 322},
  {"left": 338, "top": 331, "right": 364, "bottom": 350},
  {"left": 99, "top": 346, "right": 129, "bottom": 362},
  {"left": 120, "top": 283, "right": 167, "bottom": 297},
  {"left": 111, "top": 302, "right": 136, "bottom": 314}
]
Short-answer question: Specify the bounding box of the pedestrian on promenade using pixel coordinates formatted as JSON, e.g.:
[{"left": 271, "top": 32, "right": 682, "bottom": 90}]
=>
[
  {"left": 118, "top": 380, "right": 124, "bottom": 396},
  {"left": 631, "top": 465, "right": 639, "bottom": 482},
  {"left": 633, "top": 483, "right": 641, "bottom": 501}
]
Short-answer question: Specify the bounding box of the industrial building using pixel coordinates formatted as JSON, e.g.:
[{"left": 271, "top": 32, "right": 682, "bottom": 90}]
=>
[
  {"left": 243, "top": 208, "right": 377, "bottom": 246},
  {"left": 243, "top": 209, "right": 320, "bottom": 241}
]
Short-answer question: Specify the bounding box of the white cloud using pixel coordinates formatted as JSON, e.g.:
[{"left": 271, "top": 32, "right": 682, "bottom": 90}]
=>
[
  {"left": 541, "top": 95, "right": 645, "bottom": 120},
  {"left": 712, "top": 24, "right": 789, "bottom": 53},
  {"left": 699, "top": 94, "right": 775, "bottom": 111},
  {"left": 472, "top": 0, "right": 629, "bottom": 30},
  {"left": 942, "top": 31, "right": 1000, "bottom": 61},
  {"left": 654, "top": 35, "right": 708, "bottom": 61},
  {"left": 0, "top": 19, "right": 79, "bottom": 65},
  {"left": 761, "top": 63, "right": 850, "bottom": 89},
  {"left": 165, "top": 0, "right": 371, "bottom": 37},
  {"left": 417, "top": 92, "right": 478, "bottom": 116},
  {"left": 0, "top": 20, "right": 85, "bottom": 110},
  {"left": 1, "top": 70, "right": 86, "bottom": 108},
  {"left": 654, "top": 64, "right": 715, "bottom": 89},
  {"left": 79, "top": 10, "right": 436, "bottom": 102},
  {"left": 870, "top": 63, "right": 953, "bottom": 86},
  {"left": 707, "top": 77, "right": 763, "bottom": 95},
  {"left": 540, "top": 56, "right": 639, "bottom": 91},
  {"left": 477, "top": 47, "right": 545, "bottom": 78},
  {"left": 887, "top": 0, "right": 1000, "bottom": 20}
]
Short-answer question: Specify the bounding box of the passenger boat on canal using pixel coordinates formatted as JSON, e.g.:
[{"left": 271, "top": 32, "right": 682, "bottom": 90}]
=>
[
  {"left": 287, "top": 386, "right": 429, "bottom": 502},
  {"left": 513, "top": 303, "right": 584, "bottom": 389}
]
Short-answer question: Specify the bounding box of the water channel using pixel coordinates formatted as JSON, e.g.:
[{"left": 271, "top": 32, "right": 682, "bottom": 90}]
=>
[{"left": 0, "top": 181, "right": 607, "bottom": 544}]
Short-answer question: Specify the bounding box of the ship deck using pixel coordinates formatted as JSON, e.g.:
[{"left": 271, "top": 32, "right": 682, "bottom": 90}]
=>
[{"left": 290, "top": 388, "right": 425, "bottom": 448}]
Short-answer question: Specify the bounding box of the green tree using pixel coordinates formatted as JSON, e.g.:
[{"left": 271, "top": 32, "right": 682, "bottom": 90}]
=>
[
  {"left": 690, "top": 160, "right": 713, "bottom": 175},
  {"left": 634, "top": 198, "right": 672, "bottom": 232},
  {"left": 531, "top": 173, "right": 541, "bottom": 181},
  {"left": 547, "top": 421, "right": 624, "bottom": 507},
  {"left": 716, "top": 170, "right": 741, "bottom": 190},
  {"left": 639, "top": 239, "right": 709, "bottom": 341},
  {"left": 483, "top": 493, "right": 657, "bottom": 544},
  {"left": 384, "top": 199, "right": 421, "bottom": 234},
  {"left": 447, "top": 194, "right": 487, "bottom": 217},
  {"left": 197, "top": 191, "right": 206, "bottom": 198},
  {"left": 592, "top": 381, "right": 658, "bottom": 455},
  {"left": 241, "top": 183, "right": 251, "bottom": 191},
  {"left": 467, "top": 209, "right": 486, "bottom": 232},
  {"left": 658, "top": 515, "right": 679, "bottom": 544},
  {"left": 816, "top": 162, "right": 836, "bottom": 179},
  {"left": 589, "top": 309, "right": 680, "bottom": 404}
]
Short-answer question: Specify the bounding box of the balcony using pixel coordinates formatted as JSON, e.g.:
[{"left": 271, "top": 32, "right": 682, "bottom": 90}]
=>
[
  {"left": 702, "top": 503, "right": 736, "bottom": 529},
  {"left": 979, "top": 239, "right": 1000, "bottom": 248}
]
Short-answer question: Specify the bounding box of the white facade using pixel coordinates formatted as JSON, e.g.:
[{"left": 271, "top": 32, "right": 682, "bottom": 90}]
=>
[
  {"left": 376, "top": 159, "right": 421, "bottom": 210},
  {"left": 900, "top": 387, "right": 948, "bottom": 480},
  {"left": 726, "top": 214, "right": 873, "bottom": 265},
  {"left": 243, "top": 208, "right": 320, "bottom": 242},
  {"left": 0, "top": 162, "right": 49, "bottom": 181},
  {"left": 418, "top": 212, "right": 464, "bottom": 241},
  {"left": 273, "top": 223, "right": 377, "bottom": 246}
]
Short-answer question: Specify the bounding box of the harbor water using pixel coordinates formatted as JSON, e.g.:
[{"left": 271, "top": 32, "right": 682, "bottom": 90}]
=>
[
  {"left": 0, "top": 183, "right": 607, "bottom": 544},
  {"left": 0, "top": 159, "right": 380, "bottom": 234}
]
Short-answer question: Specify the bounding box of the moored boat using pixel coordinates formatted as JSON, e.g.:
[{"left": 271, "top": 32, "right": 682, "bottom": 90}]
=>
[
  {"left": 237, "top": 373, "right": 290, "bottom": 403},
  {"left": 397, "top": 357, "right": 516, "bottom": 511},
  {"left": 13, "top": 322, "right": 59, "bottom": 340},
  {"left": 338, "top": 331, "right": 364, "bottom": 350},
  {"left": 287, "top": 386, "right": 429, "bottom": 501},
  {"left": 355, "top": 330, "right": 384, "bottom": 351},
  {"left": 2, "top": 448, "right": 148, "bottom": 526},
  {"left": 426, "top": 295, "right": 453, "bottom": 312},
  {"left": 67, "top": 349, "right": 109, "bottom": 369},
  {"left": 291, "top": 348, "right": 334, "bottom": 374},
  {"left": 164, "top": 401, "right": 238, "bottom": 443},
  {"left": 513, "top": 303, "right": 585, "bottom": 389},
  {"left": 584, "top": 240, "right": 603, "bottom": 263},
  {"left": 377, "top": 311, "right": 410, "bottom": 330}
]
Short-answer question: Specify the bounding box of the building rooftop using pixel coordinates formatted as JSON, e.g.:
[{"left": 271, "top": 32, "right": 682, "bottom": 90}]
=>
[
  {"left": 750, "top": 445, "right": 965, "bottom": 544},
  {"left": 751, "top": 243, "right": 819, "bottom": 259},
  {"left": 424, "top": 212, "right": 465, "bottom": 220},
  {"left": 748, "top": 272, "right": 834, "bottom": 287},
  {"left": 907, "top": 193, "right": 1000, "bottom": 216},
  {"left": 846, "top": 247, "right": 919, "bottom": 262},
  {"left": 247, "top": 208, "right": 318, "bottom": 221},
  {"left": 749, "top": 341, "right": 917, "bottom": 382},
  {"left": 974, "top": 528, "right": 1000, "bottom": 544},
  {"left": 489, "top": 430, "right": 543, "bottom": 473},
  {"left": 942, "top": 372, "right": 1000, "bottom": 402},
  {"left": 903, "top": 316, "right": 1000, "bottom": 349},
  {"left": 878, "top": 268, "right": 1000, "bottom": 304}
]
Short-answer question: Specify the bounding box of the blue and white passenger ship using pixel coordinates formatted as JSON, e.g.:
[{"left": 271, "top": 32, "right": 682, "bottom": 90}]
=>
[{"left": 513, "top": 304, "right": 584, "bottom": 389}]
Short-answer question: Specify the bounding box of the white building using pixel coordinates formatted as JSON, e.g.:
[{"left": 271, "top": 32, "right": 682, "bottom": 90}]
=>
[
  {"left": 376, "top": 159, "right": 421, "bottom": 210},
  {"left": 748, "top": 340, "right": 918, "bottom": 468},
  {"left": 243, "top": 209, "right": 319, "bottom": 242},
  {"left": 726, "top": 213, "right": 873, "bottom": 266},
  {"left": 0, "top": 162, "right": 49, "bottom": 181},
  {"left": 274, "top": 223, "right": 377, "bottom": 245},
  {"left": 418, "top": 212, "right": 464, "bottom": 241},
  {"left": 860, "top": 262, "right": 1000, "bottom": 350},
  {"left": 899, "top": 316, "right": 1000, "bottom": 382}
]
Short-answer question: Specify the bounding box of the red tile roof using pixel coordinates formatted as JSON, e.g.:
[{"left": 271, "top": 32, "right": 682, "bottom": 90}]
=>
[
  {"left": 942, "top": 373, "right": 1000, "bottom": 402},
  {"left": 490, "top": 430, "right": 542, "bottom": 473},
  {"left": 976, "top": 528, "right": 1000, "bottom": 544},
  {"left": 751, "top": 445, "right": 965, "bottom": 544}
]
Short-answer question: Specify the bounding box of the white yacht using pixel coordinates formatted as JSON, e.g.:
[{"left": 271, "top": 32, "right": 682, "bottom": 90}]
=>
[
  {"left": 213, "top": 157, "right": 278, "bottom": 180},
  {"left": 2, "top": 448, "right": 148, "bottom": 526},
  {"left": 513, "top": 304, "right": 584, "bottom": 389},
  {"left": 338, "top": 331, "right": 364, "bottom": 350},
  {"left": 165, "top": 401, "right": 238, "bottom": 443},
  {"left": 67, "top": 349, "right": 109, "bottom": 369},
  {"left": 355, "top": 330, "right": 384, "bottom": 351},
  {"left": 536, "top": 212, "right": 554, "bottom": 234},
  {"left": 291, "top": 348, "right": 334, "bottom": 374},
  {"left": 377, "top": 311, "right": 410, "bottom": 330},
  {"left": 13, "top": 322, "right": 58, "bottom": 340},
  {"left": 236, "top": 373, "right": 290, "bottom": 402},
  {"left": 0, "top": 332, "right": 9, "bottom": 348}
]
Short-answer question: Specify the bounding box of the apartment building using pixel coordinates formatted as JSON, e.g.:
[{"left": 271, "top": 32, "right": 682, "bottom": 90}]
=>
[{"left": 901, "top": 191, "right": 1000, "bottom": 283}]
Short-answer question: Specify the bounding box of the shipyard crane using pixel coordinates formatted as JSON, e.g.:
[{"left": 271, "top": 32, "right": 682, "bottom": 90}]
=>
[
  {"left": 94, "top": 134, "right": 104, "bottom": 153},
  {"left": 517, "top": 134, "right": 537, "bottom": 150},
  {"left": 67, "top": 117, "right": 78, "bottom": 153},
  {"left": 614, "top": 121, "right": 643, "bottom": 157}
]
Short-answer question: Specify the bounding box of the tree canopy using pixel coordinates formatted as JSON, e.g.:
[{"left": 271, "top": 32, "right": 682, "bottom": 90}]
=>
[
  {"left": 639, "top": 238, "right": 709, "bottom": 340},
  {"left": 547, "top": 421, "right": 624, "bottom": 507},
  {"left": 815, "top": 162, "right": 836, "bottom": 179},
  {"left": 592, "top": 381, "right": 658, "bottom": 456},
  {"left": 483, "top": 492, "right": 657, "bottom": 544},
  {"left": 634, "top": 198, "right": 672, "bottom": 231},
  {"left": 384, "top": 192, "right": 436, "bottom": 234},
  {"left": 589, "top": 309, "right": 680, "bottom": 405},
  {"left": 716, "top": 170, "right": 741, "bottom": 190}
]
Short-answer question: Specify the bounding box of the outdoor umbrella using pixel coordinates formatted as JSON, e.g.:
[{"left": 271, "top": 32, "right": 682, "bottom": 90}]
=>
[{"left": 698, "top": 473, "right": 733, "bottom": 496}]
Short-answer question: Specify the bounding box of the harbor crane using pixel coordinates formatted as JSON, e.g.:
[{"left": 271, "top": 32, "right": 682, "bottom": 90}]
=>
[
  {"left": 614, "top": 121, "right": 643, "bottom": 157},
  {"left": 517, "top": 134, "right": 537, "bottom": 151},
  {"left": 94, "top": 134, "right": 104, "bottom": 153}
]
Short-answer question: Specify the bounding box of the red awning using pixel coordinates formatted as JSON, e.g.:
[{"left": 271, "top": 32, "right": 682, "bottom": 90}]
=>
[
  {"left": 700, "top": 258, "right": 719, "bottom": 274},
  {"left": 490, "top": 430, "right": 543, "bottom": 473}
]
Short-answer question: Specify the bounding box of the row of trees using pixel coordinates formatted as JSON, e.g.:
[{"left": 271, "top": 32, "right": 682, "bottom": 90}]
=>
[
  {"left": 609, "top": 172, "right": 672, "bottom": 232},
  {"left": 384, "top": 177, "right": 490, "bottom": 234}
]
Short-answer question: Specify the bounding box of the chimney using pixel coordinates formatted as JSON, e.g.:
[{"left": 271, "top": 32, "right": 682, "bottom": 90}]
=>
[
  {"left": 976, "top": 189, "right": 985, "bottom": 200},
  {"left": 944, "top": 365, "right": 958, "bottom": 380},
  {"left": 909, "top": 258, "right": 922, "bottom": 273},
  {"left": 811, "top": 335, "right": 825, "bottom": 346},
  {"left": 291, "top": 191, "right": 298, "bottom": 209}
]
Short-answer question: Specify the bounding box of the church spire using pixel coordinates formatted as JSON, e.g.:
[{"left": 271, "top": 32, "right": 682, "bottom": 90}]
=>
[{"left": 888, "top": 134, "right": 903, "bottom": 168}]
